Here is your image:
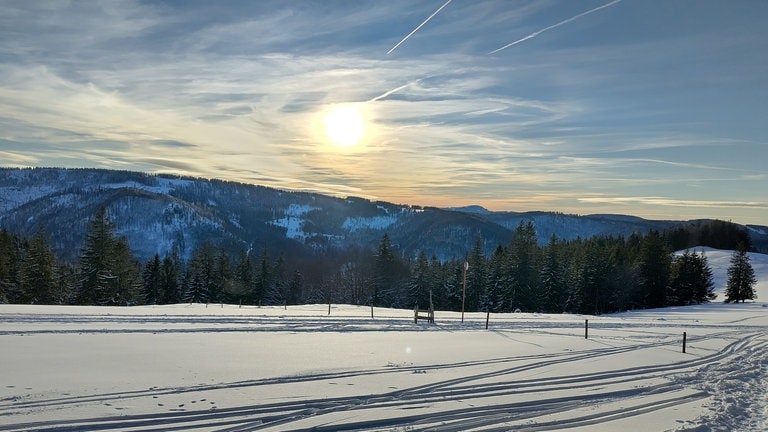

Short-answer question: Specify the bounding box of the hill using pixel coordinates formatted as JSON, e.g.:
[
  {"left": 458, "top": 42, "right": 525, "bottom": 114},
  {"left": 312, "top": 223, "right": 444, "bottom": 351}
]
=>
[{"left": 1, "top": 167, "right": 766, "bottom": 262}]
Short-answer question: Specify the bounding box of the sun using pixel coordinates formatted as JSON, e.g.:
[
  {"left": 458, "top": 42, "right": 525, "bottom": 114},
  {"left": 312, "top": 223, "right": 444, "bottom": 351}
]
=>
[{"left": 323, "top": 105, "right": 365, "bottom": 148}]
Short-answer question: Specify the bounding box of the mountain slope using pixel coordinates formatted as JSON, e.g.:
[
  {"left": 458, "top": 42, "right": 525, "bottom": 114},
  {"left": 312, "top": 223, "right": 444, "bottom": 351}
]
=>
[{"left": 1, "top": 167, "right": 765, "bottom": 262}]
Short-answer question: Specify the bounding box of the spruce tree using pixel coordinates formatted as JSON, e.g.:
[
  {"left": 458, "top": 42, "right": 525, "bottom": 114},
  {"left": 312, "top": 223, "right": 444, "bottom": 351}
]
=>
[
  {"left": 19, "top": 231, "right": 58, "bottom": 304},
  {"left": 230, "top": 248, "right": 254, "bottom": 305},
  {"left": 0, "top": 230, "right": 22, "bottom": 303},
  {"left": 638, "top": 230, "right": 672, "bottom": 308},
  {"left": 161, "top": 253, "right": 181, "bottom": 304},
  {"left": 77, "top": 207, "right": 117, "bottom": 305},
  {"left": 109, "top": 236, "right": 142, "bottom": 305},
  {"left": 142, "top": 254, "right": 163, "bottom": 305},
  {"left": 183, "top": 242, "right": 216, "bottom": 303},
  {"left": 670, "top": 251, "right": 715, "bottom": 305},
  {"left": 506, "top": 221, "right": 540, "bottom": 312},
  {"left": 408, "top": 251, "right": 431, "bottom": 309},
  {"left": 466, "top": 237, "right": 487, "bottom": 312},
  {"left": 724, "top": 248, "right": 757, "bottom": 303},
  {"left": 253, "top": 250, "right": 272, "bottom": 305},
  {"left": 373, "top": 234, "right": 406, "bottom": 307},
  {"left": 539, "top": 235, "right": 567, "bottom": 313},
  {"left": 286, "top": 269, "right": 303, "bottom": 305},
  {"left": 485, "top": 245, "right": 508, "bottom": 312}
]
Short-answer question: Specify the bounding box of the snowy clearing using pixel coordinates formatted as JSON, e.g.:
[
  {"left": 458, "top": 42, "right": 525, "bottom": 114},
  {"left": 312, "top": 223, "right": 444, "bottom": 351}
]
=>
[{"left": 1, "top": 248, "right": 766, "bottom": 431}]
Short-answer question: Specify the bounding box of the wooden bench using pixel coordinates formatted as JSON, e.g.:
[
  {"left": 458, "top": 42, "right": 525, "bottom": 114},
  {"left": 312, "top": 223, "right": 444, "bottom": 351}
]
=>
[{"left": 414, "top": 306, "right": 435, "bottom": 324}]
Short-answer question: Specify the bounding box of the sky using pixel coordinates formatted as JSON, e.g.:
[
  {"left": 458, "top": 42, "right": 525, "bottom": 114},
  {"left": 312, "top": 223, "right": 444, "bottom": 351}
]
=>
[{"left": 0, "top": 0, "right": 766, "bottom": 225}]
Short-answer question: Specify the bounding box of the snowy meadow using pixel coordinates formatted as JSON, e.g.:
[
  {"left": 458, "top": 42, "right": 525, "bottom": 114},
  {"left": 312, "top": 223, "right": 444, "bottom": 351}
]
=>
[{"left": 1, "top": 248, "right": 767, "bottom": 432}]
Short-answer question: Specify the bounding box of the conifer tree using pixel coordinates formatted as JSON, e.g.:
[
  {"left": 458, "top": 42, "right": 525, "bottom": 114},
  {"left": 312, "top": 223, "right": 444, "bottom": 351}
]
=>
[
  {"left": 109, "top": 236, "right": 143, "bottom": 305},
  {"left": 19, "top": 231, "right": 58, "bottom": 304},
  {"left": 724, "top": 248, "right": 757, "bottom": 303},
  {"left": 160, "top": 253, "right": 181, "bottom": 304},
  {"left": 0, "top": 229, "right": 17, "bottom": 303},
  {"left": 638, "top": 230, "right": 672, "bottom": 308},
  {"left": 183, "top": 242, "right": 216, "bottom": 303},
  {"left": 408, "top": 251, "right": 432, "bottom": 309},
  {"left": 286, "top": 269, "right": 303, "bottom": 305},
  {"left": 539, "top": 235, "right": 567, "bottom": 313},
  {"left": 670, "top": 251, "right": 715, "bottom": 305},
  {"left": 506, "top": 221, "right": 540, "bottom": 311},
  {"left": 142, "top": 254, "right": 163, "bottom": 305},
  {"left": 466, "top": 237, "right": 487, "bottom": 312},
  {"left": 230, "top": 248, "right": 254, "bottom": 305},
  {"left": 253, "top": 250, "right": 272, "bottom": 305},
  {"left": 373, "top": 233, "right": 407, "bottom": 307},
  {"left": 77, "top": 207, "right": 140, "bottom": 305},
  {"left": 485, "top": 245, "right": 508, "bottom": 312}
]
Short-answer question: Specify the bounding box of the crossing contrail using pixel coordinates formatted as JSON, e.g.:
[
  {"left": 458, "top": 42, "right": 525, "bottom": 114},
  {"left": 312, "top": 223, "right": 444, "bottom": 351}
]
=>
[
  {"left": 387, "top": 0, "right": 452, "bottom": 55},
  {"left": 489, "top": 0, "right": 622, "bottom": 54}
]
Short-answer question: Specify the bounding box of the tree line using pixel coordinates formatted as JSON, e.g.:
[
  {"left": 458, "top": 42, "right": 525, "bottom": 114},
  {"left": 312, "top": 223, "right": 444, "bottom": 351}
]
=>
[{"left": 0, "top": 209, "right": 757, "bottom": 310}]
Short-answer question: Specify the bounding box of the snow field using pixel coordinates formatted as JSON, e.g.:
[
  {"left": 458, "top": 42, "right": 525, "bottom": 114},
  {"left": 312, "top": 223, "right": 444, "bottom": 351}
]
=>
[
  {"left": 1, "top": 247, "right": 766, "bottom": 431},
  {"left": 1, "top": 301, "right": 766, "bottom": 432}
]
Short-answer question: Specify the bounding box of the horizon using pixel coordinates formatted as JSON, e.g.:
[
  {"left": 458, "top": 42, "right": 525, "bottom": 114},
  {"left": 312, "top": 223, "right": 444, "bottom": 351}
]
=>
[
  {"left": 5, "top": 165, "right": 767, "bottom": 228},
  {"left": 1, "top": 1, "right": 766, "bottom": 224}
]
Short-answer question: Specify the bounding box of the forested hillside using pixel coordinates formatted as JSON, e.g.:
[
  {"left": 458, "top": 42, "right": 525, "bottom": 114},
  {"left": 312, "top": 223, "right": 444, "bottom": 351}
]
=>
[
  {"left": 0, "top": 167, "right": 762, "bottom": 312},
  {"left": 1, "top": 209, "right": 758, "bottom": 313}
]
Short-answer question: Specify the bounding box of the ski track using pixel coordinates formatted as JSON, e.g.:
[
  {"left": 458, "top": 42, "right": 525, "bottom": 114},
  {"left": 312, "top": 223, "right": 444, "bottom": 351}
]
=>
[{"left": 1, "top": 309, "right": 767, "bottom": 431}]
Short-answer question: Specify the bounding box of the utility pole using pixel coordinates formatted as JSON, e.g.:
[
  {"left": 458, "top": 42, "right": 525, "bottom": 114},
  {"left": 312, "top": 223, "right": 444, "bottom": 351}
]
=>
[{"left": 461, "top": 261, "right": 468, "bottom": 323}]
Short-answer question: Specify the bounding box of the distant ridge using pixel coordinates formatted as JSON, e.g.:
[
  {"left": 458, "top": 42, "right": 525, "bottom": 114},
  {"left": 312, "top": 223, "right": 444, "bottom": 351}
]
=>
[{"left": 1, "top": 167, "right": 766, "bottom": 262}]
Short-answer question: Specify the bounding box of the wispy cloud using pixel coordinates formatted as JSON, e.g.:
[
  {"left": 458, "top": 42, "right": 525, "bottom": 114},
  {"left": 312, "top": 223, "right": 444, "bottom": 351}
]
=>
[
  {"left": 0, "top": 1, "right": 765, "bottom": 224},
  {"left": 489, "top": 0, "right": 623, "bottom": 54},
  {"left": 580, "top": 196, "right": 768, "bottom": 209}
]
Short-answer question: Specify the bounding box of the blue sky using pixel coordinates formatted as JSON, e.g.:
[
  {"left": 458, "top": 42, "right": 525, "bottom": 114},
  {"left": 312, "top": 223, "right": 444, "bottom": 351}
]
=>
[{"left": 1, "top": 0, "right": 766, "bottom": 224}]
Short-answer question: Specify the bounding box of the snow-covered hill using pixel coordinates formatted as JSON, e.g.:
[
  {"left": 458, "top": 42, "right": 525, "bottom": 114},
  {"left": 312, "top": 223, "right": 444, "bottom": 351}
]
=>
[
  {"left": 680, "top": 246, "right": 768, "bottom": 301},
  {"left": 1, "top": 167, "right": 766, "bottom": 262}
]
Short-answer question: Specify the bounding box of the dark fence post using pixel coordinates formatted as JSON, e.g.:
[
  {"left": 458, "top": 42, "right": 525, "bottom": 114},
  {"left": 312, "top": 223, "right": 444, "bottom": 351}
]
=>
[
  {"left": 682, "top": 332, "right": 687, "bottom": 353},
  {"left": 486, "top": 310, "right": 490, "bottom": 330},
  {"left": 585, "top": 319, "right": 589, "bottom": 339}
]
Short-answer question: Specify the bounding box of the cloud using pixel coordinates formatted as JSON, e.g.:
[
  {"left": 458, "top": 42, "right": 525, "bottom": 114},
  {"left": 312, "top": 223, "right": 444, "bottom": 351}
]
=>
[
  {"left": 579, "top": 196, "right": 768, "bottom": 209},
  {"left": 0, "top": 1, "right": 765, "bottom": 224}
]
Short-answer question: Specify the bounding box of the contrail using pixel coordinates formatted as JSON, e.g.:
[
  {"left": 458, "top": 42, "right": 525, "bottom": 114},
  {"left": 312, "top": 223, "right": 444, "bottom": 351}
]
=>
[
  {"left": 368, "top": 80, "right": 420, "bottom": 102},
  {"left": 387, "top": 0, "right": 452, "bottom": 55},
  {"left": 488, "top": 0, "right": 622, "bottom": 54}
]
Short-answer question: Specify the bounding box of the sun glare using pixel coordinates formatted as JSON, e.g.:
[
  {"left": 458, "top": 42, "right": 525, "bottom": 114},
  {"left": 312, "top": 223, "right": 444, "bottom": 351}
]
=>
[{"left": 323, "top": 105, "right": 365, "bottom": 148}]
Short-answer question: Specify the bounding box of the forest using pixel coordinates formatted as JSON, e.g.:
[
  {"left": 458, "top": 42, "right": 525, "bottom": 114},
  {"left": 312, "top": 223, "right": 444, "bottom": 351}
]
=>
[{"left": 0, "top": 208, "right": 756, "bottom": 313}]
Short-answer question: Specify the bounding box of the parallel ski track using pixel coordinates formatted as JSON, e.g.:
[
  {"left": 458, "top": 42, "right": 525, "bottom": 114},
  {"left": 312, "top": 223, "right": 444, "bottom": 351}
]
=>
[{"left": 1, "top": 330, "right": 763, "bottom": 432}]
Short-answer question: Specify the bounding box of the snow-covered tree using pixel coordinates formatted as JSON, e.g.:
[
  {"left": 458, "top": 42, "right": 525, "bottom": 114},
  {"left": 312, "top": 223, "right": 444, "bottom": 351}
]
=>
[
  {"left": 670, "top": 251, "right": 716, "bottom": 305},
  {"left": 724, "top": 248, "right": 757, "bottom": 303}
]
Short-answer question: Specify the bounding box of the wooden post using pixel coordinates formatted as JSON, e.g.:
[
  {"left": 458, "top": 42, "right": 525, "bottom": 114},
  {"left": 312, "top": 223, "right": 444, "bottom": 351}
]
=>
[
  {"left": 585, "top": 319, "right": 589, "bottom": 339},
  {"left": 485, "top": 310, "right": 490, "bottom": 330},
  {"left": 682, "top": 332, "right": 687, "bottom": 353},
  {"left": 328, "top": 302, "right": 331, "bottom": 316},
  {"left": 370, "top": 303, "right": 374, "bottom": 319}
]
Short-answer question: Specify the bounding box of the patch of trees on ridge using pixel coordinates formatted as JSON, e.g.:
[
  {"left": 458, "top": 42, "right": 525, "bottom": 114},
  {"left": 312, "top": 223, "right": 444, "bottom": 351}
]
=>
[{"left": 0, "top": 209, "right": 758, "bottom": 311}]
